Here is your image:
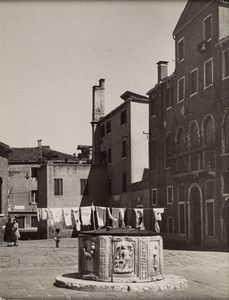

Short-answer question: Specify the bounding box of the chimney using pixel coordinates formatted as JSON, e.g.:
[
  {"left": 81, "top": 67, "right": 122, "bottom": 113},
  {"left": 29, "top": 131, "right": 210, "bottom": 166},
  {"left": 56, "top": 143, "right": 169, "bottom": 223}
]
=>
[
  {"left": 92, "top": 78, "right": 105, "bottom": 123},
  {"left": 157, "top": 61, "right": 168, "bottom": 82},
  {"left": 37, "top": 139, "right": 42, "bottom": 148}
]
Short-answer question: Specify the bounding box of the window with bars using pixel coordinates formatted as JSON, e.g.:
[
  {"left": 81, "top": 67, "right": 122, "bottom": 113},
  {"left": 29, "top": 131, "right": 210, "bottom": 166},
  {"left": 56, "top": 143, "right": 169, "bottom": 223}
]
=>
[
  {"left": 54, "top": 178, "right": 63, "bottom": 195},
  {"left": 152, "top": 188, "right": 157, "bottom": 206},
  {"left": 80, "top": 179, "right": 89, "bottom": 196},
  {"left": 203, "top": 14, "right": 212, "bottom": 41},
  {"left": 177, "top": 37, "right": 184, "bottom": 62},
  {"left": 204, "top": 58, "right": 213, "bottom": 88},
  {"left": 177, "top": 77, "right": 185, "bottom": 102}
]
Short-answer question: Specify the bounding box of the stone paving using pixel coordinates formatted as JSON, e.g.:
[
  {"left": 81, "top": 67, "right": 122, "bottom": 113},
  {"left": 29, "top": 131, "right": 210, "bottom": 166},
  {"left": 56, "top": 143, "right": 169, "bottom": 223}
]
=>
[{"left": 0, "top": 238, "right": 228, "bottom": 299}]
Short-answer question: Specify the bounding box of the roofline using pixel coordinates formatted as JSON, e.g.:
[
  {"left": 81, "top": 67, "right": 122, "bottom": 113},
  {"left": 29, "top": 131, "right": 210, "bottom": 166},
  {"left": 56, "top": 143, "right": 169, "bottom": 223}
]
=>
[
  {"left": 173, "top": 0, "right": 215, "bottom": 37},
  {"left": 96, "top": 97, "right": 148, "bottom": 124},
  {"left": 0, "top": 142, "right": 11, "bottom": 152},
  {"left": 146, "top": 73, "right": 175, "bottom": 95}
]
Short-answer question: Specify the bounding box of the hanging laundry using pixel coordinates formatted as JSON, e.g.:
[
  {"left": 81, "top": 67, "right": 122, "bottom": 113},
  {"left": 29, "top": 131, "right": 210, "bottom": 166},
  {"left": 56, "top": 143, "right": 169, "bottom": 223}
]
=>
[
  {"left": 134, "top": 208, "right": 145, "bottom": 230},
  {"left": 72, "top": 207, "right": 81, "bottom": 231},
  {"left": 37, "top": 208, "right": 42, "bottom": 221},
  {"left": 51, "top": 208, "right": 63, "bottom": 224},
  {"left": 80, "top": 206, "right": 92, "bottom": 226},
  {"left": 119, "top": 208, "right": 126, "bottom": 228},
  {"left": 153, "top": 208, "right": 164, "bottom": 233},
  {"left": 41, "top": 208, "right": 48, "bottom": 220},
  {"left": 48, "top": 209, "right": 54, "bottom": 226},
  {"left": 63, "top": 208, "right": 72, "bottom": 227},
  {"left": 107, "top": 207, "right": 119, "bottom": 228},
  {"left": 96, "top": 206, "right": 106, "bottom": 228}
]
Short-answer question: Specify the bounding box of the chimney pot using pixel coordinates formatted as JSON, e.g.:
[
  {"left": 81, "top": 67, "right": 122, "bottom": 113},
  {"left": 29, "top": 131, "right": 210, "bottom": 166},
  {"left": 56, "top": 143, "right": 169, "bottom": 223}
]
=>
[
  {"left": 37, "top": 139, "right": 42, "bottom": 148},
  {"left": 99, "top": 78, "right": 105, "bottom": 89},
  {"left": 157, "top": 61, "right": 168, "bottom": 82}
]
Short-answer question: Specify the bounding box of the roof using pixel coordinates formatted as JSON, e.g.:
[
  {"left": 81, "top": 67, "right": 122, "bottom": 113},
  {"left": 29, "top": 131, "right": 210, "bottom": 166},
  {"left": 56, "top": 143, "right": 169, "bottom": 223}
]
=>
[
  {"left": 146, "top": 73, "right": 174, "bottom": 96},
  {"left": 120, "top": 91, "right": 148, "bottom": 102},
  {"left": 8, "top": 146, "right": 79, "bottom": 164}
]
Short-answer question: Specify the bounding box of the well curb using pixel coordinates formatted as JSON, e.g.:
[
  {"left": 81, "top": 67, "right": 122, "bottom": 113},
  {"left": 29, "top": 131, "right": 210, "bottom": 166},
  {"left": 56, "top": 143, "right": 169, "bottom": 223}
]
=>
[{"left": 55, "top": 273, "right": 188, "bottom": 293}]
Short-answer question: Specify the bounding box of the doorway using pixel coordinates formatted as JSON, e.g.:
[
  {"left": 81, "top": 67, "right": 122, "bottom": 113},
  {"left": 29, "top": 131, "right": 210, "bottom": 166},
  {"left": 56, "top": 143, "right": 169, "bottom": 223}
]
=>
[{"left": 189, "top": 186, "right": 202, "bottom": 246}]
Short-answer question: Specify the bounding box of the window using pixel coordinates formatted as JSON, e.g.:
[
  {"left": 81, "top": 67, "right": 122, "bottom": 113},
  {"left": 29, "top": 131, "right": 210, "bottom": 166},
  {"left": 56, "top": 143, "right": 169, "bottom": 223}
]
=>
[
  {"left": 151, "top": 139, "right": 157, "bottom": 170},
  {"left": 177, "top": 76, "right": 185, "bottom": 102},
  {"left": 205, "top": 181, "right": 215, "bottom": 236},
  {"left": 80, "top": 179, "right": 88, "bottom": 196},
  {"left": 190, "top": 121, "right": 200, "bottom": 171},
  {"left": 152, "top": 188, "right": 157, "bottom": 206},
  {"left": 204, "top": 58, "right": 213, "bottom": 88},
  {"left": 190, "top": 68, "right": 198, "bottom": 96},
  {"left": 164, "top": 87, "right": 173, "bottom": 109},
  {"left": 223, "top": 172, "right": 229, "bottom": 194},
  {"left": 108, "top": 178, "right": 112, "bottom": 195},
  {"left": 224, "top": 111, "right": 229, "bottom": 153},
  {"left": 107, "top": 148, "right": 112, "bottom": 164},
  {"left": 178, "top": 203, "right": 185, "bottom": 235},
  {"left": 122, "top": 173, "right": 127, "bottom": 192},
  {"left": 151, "top": 97, "right": 157, "bottom": 117},
  {"left": 100, "top": 124, "right": 105, "bottom": 138},
  {"left": 177, "top": 37, "right": 184, "bottom": 62},
  {"left": 178, "top": 185, "right": 185, "bottom": 202},
  {"left": 31, "top": 216, "right": 38, "bottom": 228},
  {"left": 167, "top": 217, "right": 174, "bottom": 234},
  {"left": 16, "top": 216, "right": 25, "bottom": 229},
  {"left": 203, "top": 14, "right": 212, "bottom": 41},
  {"left": 165, "top": 132, "right": 173, "bottom": 168},
  {"left": 106, "top": 120, "right": 111, "bottom": 134},
  {"left": 30, "top": 190, "right": 38, "bottom": 204},
  {"left": 120, "top": 110, "right": 127, "bottom": 125},
  {"left": 203, "top": 115, "right": 215, "bottom": 146},
  {"left": 176, "top": 127, "right": 186, "bottom": 152},
  {"left": 54, "top": 178, "right": 63, "bottom": 195},
  {"left": 167, "top": 186, "right": 173, "bottom": 204},
  {"left": 31, "top": 167, "right": 38, "bottom": 178},
  {"left": 122, "top": 140, "right": 127, "bottom": 158},
  {"left": 223, "top": 49, "right": 229, "bottom": 79}
]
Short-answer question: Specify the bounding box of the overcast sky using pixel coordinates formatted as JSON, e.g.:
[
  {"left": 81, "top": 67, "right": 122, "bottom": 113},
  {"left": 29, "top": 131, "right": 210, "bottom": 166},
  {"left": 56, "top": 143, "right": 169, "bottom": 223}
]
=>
[{"left": 0, "top": 0, "right": 187, "bottom": 154}]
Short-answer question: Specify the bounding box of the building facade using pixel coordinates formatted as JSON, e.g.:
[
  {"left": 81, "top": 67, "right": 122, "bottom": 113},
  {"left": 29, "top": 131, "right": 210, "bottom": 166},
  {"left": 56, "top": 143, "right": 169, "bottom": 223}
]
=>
[
  {"left": 0, "top": 142, "right": 11, "bottom": 244},
  {"left": 92, "top": 80, "right": 150, "bottom": 228},
  {"left": 148, "top": 0, "right": 229, "bottom": 248}
]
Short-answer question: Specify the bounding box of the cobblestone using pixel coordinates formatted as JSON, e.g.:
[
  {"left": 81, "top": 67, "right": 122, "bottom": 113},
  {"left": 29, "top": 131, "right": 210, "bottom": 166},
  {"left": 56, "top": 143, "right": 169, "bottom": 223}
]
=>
[{"left": 0, "top": 239, "right": 228, "bottom": 299}]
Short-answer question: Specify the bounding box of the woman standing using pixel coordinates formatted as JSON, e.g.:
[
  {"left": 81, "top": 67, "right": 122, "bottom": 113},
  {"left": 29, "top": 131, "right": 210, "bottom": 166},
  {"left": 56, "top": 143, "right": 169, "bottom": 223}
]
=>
[
  {"left": 13, "top": 218, "right": 20, "bottom": 246},
  {"left": 3, "top": 217, "right": 14, "bottom": 247}
]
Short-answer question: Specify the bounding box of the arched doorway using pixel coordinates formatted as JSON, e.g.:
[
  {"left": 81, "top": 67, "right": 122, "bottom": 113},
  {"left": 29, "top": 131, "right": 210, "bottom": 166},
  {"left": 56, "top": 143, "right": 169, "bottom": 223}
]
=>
[{"left": 189, "top": 186, "right": 202, "bottom": 246}]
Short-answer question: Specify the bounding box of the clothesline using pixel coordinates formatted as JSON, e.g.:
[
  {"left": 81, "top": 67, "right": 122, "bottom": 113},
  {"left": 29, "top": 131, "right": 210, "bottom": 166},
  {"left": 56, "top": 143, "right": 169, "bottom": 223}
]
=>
[{"left": 37, "top": 206, "right": 164, "bottom": 233}]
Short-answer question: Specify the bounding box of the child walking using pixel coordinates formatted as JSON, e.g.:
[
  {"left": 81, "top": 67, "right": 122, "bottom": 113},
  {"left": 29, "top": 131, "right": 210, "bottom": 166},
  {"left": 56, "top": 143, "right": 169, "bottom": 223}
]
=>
[{"left": 54, "top": 228, "right": 61, "bottom": 248}]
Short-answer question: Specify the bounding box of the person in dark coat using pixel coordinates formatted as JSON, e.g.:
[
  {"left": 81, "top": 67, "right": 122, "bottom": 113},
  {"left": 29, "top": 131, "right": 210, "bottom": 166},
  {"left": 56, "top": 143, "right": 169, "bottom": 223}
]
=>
[{"left": 3, "top": 217, "right": 15, "bottom": 247}]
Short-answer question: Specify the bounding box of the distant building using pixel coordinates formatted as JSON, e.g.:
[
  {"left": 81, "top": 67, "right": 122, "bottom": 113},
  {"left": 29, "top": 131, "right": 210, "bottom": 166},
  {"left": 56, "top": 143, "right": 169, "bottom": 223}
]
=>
[
  {"left": 0, "top": 142, "right": 11, "bottom": 243},
  {"left": 92, "top": 79, "right": 150, "bottom": 227},
  {"left": 148, "top": 0, "right": 229, "bottom": 248},
  {"left": 8, "top": 140, "right": 106, "bottom": 239}
]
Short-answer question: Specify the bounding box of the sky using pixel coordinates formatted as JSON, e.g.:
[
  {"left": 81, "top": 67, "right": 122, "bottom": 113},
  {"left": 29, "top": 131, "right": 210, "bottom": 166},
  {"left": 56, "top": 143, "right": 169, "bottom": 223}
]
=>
[{"left": 0, "top": 0, "right": 187, "bottom": 155}]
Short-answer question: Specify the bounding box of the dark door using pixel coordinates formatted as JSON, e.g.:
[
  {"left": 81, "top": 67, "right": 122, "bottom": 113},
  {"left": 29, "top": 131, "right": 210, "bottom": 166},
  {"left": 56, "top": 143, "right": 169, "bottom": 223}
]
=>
[{"left": 190, "top": 188, "right": 201, "bottom": 246}]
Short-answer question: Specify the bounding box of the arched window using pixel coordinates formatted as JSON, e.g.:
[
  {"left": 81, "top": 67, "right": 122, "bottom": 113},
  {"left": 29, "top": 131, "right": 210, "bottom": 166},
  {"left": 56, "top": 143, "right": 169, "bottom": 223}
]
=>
[
  {"left": 189, "top": 121, "right": 200, "bottom": 171},
  {"left": 224, "top": 111, "right": 229, "bottom": 153},
  {"left": 190, "top": 121, "right": 199, "bottom": 149},
  {"left": 176, "top": 127, "right": 186, "bottom": 173},
  {"left": 151, "top": 139, "right": 157, "bottom": 170},
  {"left": 176, "top": 127, "right": 186, "bottom": 152},
  {"left": 165, "top": 132, "right": 173, "bottom": 168},
  {"left": 203, "top": 115, "right": 215, "bottom": 146},
  {"left": 202, "top": 115, "right": 215, "bottom": 169}
]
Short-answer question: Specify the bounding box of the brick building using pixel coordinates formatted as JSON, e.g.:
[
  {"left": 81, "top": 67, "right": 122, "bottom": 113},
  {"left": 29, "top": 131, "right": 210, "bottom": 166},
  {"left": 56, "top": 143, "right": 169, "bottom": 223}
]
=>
[
  {"left": 92, "top": 80, "right": 150, "bottom": 227},
  {"left": 148, "top": 0, "right": 229, "bottom": 248},
  {"left": 0, "top": 142, "right": 11, "bottom": 244}
]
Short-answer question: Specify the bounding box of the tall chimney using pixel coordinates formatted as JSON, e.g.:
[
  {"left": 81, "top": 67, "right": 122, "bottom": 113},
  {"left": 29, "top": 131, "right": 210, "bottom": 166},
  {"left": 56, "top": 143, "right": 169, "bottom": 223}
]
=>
[
  {"left": 91, "top": 79, "right": 105, "bottom": 164},
  {"left": 157, "top": 61, "right": 168, "bottom": 82},
  {"left": 37, "top": 139, "right": 42, "bottom": 148}
]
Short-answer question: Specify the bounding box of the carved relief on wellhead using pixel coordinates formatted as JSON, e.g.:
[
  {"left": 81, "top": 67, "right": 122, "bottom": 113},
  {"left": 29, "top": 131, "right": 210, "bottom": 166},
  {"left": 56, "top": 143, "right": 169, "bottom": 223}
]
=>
[{"left": 113, "top": 237, "right": 135, "bottom": 274}]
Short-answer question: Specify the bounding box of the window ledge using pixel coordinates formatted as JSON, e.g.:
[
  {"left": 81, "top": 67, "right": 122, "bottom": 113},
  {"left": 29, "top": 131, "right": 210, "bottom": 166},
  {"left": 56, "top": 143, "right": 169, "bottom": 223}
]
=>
[
  {"left": 222, "top": 75, "right": 229, "bottom": 80},
  {"left": 189, "top": 92, "right": 198, "bottom": 98},
  {"left": 204, "top": 83, "right": 213, "bottom": 90},
  {"left": 220, "top": 152, "right": 229, "bottom": 157}
]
